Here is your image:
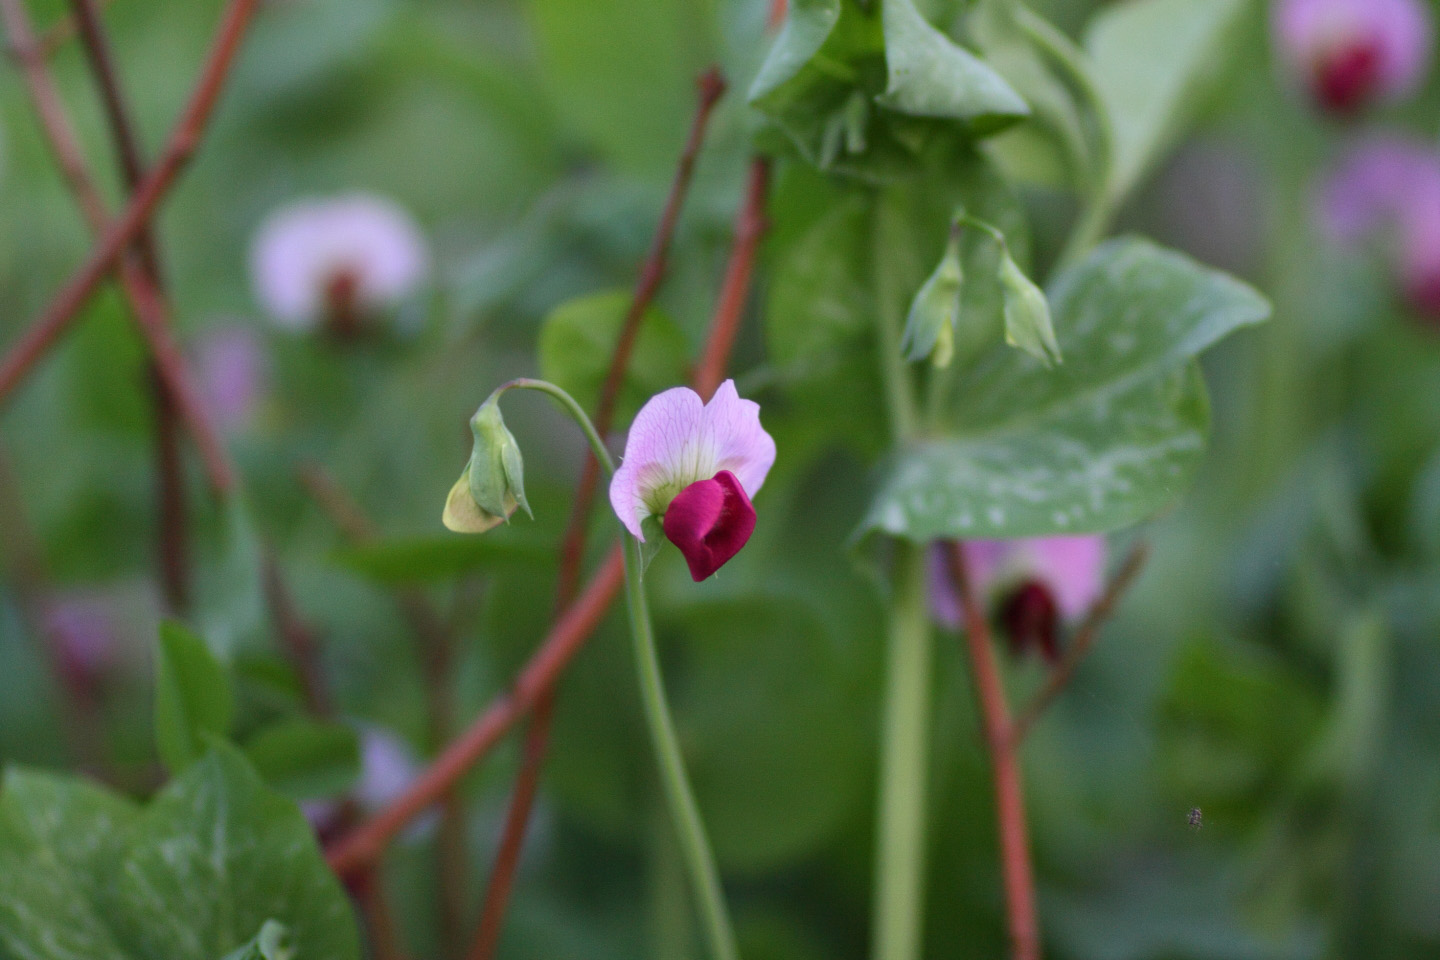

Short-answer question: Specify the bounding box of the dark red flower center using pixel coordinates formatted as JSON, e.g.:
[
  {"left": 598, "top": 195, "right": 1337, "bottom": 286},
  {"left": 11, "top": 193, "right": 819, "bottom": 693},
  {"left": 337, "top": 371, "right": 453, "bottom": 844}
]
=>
[
  {"left": 1314, "top": 35, "right": 1383, "bottom": 114},
  {"left": 662, "top": 469, "right": 757, "bottom": 582},
  {"left": 323, "top": 266, "right": 363, "bottom": 338},
  {"left": 998, "top": 579, "right": 1061, "bottom": 664}
]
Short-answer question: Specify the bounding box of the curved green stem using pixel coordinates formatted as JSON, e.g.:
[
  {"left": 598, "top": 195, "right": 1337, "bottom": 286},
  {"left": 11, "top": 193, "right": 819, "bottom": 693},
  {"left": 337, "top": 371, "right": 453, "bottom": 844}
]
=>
[
  {"left": 492, "top": 378, "right": 615, "bottom": 476},
  {"left": 874, "top": 197, "right": 921, "bottom": 443},
  {"left": 871, "top": 542, "right": 933, "bottom": 960},
  {"left": 622, "top": 535, "right": 740, "bottom": 960},
  {"left": 1053, "top": 192, "right": 1114, "bottom": 277}
]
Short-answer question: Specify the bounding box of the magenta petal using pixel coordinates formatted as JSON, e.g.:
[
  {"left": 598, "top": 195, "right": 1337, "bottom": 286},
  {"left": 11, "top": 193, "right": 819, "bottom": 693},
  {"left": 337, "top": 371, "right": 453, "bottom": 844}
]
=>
[{"left": 662, "top": 470, "right": 757, "bottom": 582}]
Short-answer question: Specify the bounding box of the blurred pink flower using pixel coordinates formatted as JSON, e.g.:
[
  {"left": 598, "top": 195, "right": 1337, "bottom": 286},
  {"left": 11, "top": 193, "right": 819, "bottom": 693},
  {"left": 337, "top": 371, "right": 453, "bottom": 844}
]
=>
[
  {"left": 355, "top": 728, "right": 421, "bottom": 811},
  {"left": 927, "top": 536, "right": 1106, "bottom": 661},
  {"left": 1318, "top": 136, "right": 1440, "bottom": 321},
  {"left": 610, "top": 380, "right": 776, "bottom": 581},
  {"left": 1272, "top": 0, "right": 1432, "bottom": 113},
  {"left": 194, "top": 326, "right": 267, "bottom": 432},
  {"left": 250, "top": 194, "right": 429, "bottom": 333},
  {"left": 42, "top": 593, "right": 121, "bottom": 694}
]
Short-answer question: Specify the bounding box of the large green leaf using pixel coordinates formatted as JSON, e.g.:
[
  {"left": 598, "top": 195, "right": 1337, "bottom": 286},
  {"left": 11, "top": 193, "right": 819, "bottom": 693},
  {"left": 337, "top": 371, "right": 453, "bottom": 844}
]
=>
[
  {"left": 537, "top": 289, "right": 690, "bottom": 424},
  {"left": 749, "top": 0, "right": 1024, "bottom": 173},
  {"left": 155, "top": 621, "right": 235, "bottom": 775},
  {"left": 1085, "top": 0, "right": 1251, "bottom": 203},
  {"left": 243, "top": 717, "right": 360, "bottom": 801},
  {"left": 858, "top": 237, "right": 1270, "bottom": 541},
  {"left": 0, "top": 747, "right": 360, "bottom": 960}
]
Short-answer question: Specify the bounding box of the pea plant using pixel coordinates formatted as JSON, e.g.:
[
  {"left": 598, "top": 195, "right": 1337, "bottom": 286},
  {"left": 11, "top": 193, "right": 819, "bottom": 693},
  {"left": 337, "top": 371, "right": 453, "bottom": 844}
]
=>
[{"left": 5, "top": 0, "right": 1434, "bottom": 957}]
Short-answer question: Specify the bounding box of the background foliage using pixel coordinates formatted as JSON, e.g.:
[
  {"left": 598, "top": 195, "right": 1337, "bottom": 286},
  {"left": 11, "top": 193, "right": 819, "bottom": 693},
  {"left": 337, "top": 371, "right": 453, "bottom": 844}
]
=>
[{"left": 1, "top": 0, "right": 1439, "bottom": 957}]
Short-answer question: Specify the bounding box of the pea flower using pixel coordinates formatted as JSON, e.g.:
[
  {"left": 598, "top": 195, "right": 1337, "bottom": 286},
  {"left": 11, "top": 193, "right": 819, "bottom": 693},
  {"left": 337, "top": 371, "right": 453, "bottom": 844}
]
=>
[
  {"left": 250, "top": 193, "right": 429, "bottom": 335},
  {"left": 194, "top": 326, "right": 267, "bottom": 432},
  {"left": 609, "top": 380, "right": 776, "bottom": 582},
  {"left": 1318, "top": 136, "right": 1440, "bottom": 323},
  {"left": 928, "top": 536, "right": 1106, "bottom": 662},
  {"left": 1272, "top": 0, "right": 1432, "bottom": 114}
]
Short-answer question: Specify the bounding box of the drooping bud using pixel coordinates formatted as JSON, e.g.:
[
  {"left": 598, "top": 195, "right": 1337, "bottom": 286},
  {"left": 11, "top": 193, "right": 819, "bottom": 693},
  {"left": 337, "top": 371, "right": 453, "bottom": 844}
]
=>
[
  {"left": 999, "top": 250, "right": 1061, "bottom": 367},
  {"left": 442, "top": 398, "right": 532, "bottom": 534},
  {"left": 661, "top": 470, "right": 758, "bottom": 582},
  {"left": 901, "top": 216, "right": 965, "bottom": 367},
  {"left": 1273, "top": 0, "right": 1432, "bottom": 115}
]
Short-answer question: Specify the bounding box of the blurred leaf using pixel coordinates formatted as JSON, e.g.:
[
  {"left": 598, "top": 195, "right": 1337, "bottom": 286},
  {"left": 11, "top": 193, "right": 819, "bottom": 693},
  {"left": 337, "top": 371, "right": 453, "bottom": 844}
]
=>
[
  {"left": 876, "top": 0, "right": 1027, "bottom": 130},
  {"left": 219, "top": 921, "right": 292, "bottom": 960},
  {"left": 859, "top": 237, "right": 1270, "bottom": 542},
  {"left": 527, "top": 0, "right": 715, "bottom": 175},
  {"left": 196, "top": 496, "right": 267, "bottom": 657},
  {"left": 0, "top": 746, "right": 359, "bottom": 959},
  {"left": 1085, "top": 0, "right": 1251, "bottom": 203},
  {"left": 243, "top": 718, "right": 359, "bottom": 801},
  {"left": 331, "top": 532, "right": 549, "bottom": 583},
  {"left": 537, "top": 289, "right": 690, "bottom": 423},
  {"left": 155, "top": 621, "right": 234, "bottom": 775}
]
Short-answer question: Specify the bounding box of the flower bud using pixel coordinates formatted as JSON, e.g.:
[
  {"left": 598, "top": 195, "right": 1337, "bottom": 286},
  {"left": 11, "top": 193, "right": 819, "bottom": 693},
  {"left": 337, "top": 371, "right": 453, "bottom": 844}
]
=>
[
  {"left": 442, "top": 399, "right": 532, "bottom": 534},
  {"left": 901, "top": 220, "right": 965, "bottom": 367},
  {"left": 1273, "top": 0, "right": 1432, "bottom": 114},
  {"left": 999, "top": 252, "right": 1061, "bottom": 367}
]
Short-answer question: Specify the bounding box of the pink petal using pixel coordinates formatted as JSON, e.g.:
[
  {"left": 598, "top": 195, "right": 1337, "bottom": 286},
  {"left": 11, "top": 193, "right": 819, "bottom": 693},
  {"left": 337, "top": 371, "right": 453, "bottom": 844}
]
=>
[
  {"left": 662, "top": 470, "right": 758, "bottom": 581},
  {"left": 610, "top": 380, "right": 774, "bottom": 539},
  {"left": 1274, "top": 0, "right": 1432, "bottom": 110}
]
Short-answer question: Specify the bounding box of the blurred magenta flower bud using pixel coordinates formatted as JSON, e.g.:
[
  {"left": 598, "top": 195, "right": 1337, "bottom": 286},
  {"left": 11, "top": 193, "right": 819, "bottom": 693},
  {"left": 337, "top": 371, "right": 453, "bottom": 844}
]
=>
[
  {"left": 443, "top": 398, "right": 533, "bottom": 534},
  {"left": 610, "top": 381, "right": 776, "bottom": 581},
  {"left": 250, "top": 194, "right": 429, "bottom": 335},
  {"left": 355, "top": 728, "right": 421, "bottom": 812},
  {"left": 42, "top": 593, "right": 121, "bottom": 697},
  {"left": 1318, "top": 135, "right": 1440, "bottom": 323},
  {"left": 1273, "top": 0, "right": 1432, "bottom": 114},
  {"left": 194, "top": 327, "right": 267, "bottom": 432},
  {"left": 927, "top": 536, "right": 1106, "bottom": 661}
]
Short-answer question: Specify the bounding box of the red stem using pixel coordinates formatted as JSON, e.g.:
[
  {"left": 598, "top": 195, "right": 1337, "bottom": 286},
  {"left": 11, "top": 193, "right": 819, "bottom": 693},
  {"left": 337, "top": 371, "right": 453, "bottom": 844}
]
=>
[
  {"left": 0, "top": 0, "right": 261, "bottom": 496},
  {"left": 946, "top": 543, "right": 1039, "bottom": 960},
  {"left": 693, "top": 158, "right": 770, "bottom": 401}
]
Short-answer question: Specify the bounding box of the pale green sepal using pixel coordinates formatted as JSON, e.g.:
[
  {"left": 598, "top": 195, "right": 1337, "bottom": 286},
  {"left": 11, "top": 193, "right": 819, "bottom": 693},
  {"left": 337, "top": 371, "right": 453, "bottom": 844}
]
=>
[
  {"left": 999, "top": 251, "right": 1061, "bottom": 367},
  {"left": 900, "top": 221, "right": 965, "bottom": 365},
  {"left": 638, "top": 514, "right": 668, "bottom": 577},
  {"left": 468, "top": 400, "right": 528, "bottom": 520}
]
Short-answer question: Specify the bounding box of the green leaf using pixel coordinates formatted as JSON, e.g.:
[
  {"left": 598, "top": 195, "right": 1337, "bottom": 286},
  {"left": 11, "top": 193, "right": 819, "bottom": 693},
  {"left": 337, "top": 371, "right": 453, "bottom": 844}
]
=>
[
  {"left": 196, "top": 495, "right": 267, "bottom": 658},
  {"left": 858, "top": 237, "right": 1271, "bottom": 542},
  {"left": 876, "top": 0, "right": 1028, "bottom": 131},
  {"left": 0, "top": 747, "right": 360, "bottom": 960},
  {"left": 155, "top": 621, "right": 234, "bottom": 775},
  {"left": 538, "top": 289, "right": 690, "bottom": 424},
  {"left": 331, "top": 532, "right": 549, "bottom": 583},
  {"left": 219, "top": 921, "right": 293, "bottom": 960},
  {"left": 0, "top": 770, "right": 139, "bottom": 960},
  {"left": 1085, "top": 0, "right": 1250, "bottom": 203},
  {"left": 243, "top": 718, "right": 360, "bottom": 801}
]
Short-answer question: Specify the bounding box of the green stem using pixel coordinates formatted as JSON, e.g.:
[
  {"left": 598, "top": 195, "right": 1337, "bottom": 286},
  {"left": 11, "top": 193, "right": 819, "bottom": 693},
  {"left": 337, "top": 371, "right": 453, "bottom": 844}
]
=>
[
  {"left": 623, "top": 535, "right": 740, "bottom": 960},
  {"left": 493, "top": 378, "right": 616, "bottom": 476},
  {"left": 1053, "top": 192, "right": 1113, "bottom": 277},
  {"left": 873, "top": 197, "right": 920, "bottom": 442},
  {"left": 871, "top": 542, "right": 933, "bottom": 960}
]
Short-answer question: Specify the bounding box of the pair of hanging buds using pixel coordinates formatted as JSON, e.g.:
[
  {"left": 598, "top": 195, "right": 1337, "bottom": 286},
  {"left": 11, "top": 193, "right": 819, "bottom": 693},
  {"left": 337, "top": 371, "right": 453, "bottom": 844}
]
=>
[{"left": 899, "top": 210, "right": 1061, "bottom": 370}]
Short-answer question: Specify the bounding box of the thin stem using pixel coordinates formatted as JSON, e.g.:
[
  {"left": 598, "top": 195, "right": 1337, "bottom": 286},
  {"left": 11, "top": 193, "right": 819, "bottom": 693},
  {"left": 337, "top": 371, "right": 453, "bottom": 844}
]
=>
[
  {"left": 492, "top": 378, "right": 615, "bottom": 476},
  {"left": 944, "top": 543, "right": 1038, "bottom": 960},
  {"left": 693, "top": 158, "right": 770, "bottom": 401},
  {"left": 622, "top": 534, "right": 739, "bottom": 960},
  {"left": 0, "top": 0, "right": 262, "bottom": 431},
  {"left": 1053, "top": 190, "right": 1113, "bottom": 278},
  {"left": 873, "top": 197, "right": 920, "bottom": 442},
  {"left": 1009, "top": 542, "right": 1148, "bottom": 746},
  {"left": 871, "top": 542, "right": 933, "bottom": 960},
  {"left": 554, "top": 68, "right": 727, "bottom": 605},
  {"left": 261, "top": 550, "right": 333, "bottom": 718}
]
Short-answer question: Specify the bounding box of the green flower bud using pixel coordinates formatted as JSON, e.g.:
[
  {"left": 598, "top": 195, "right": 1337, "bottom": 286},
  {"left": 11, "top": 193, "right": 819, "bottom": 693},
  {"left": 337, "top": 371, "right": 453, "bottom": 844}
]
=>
[
  {"left": 441, "top": 398, "right": 532, "bottom": 534},
  {"left": 901, "top": 220, "right": 965, "bottom": 366},
  {"left": 999, "top": 252, "right": 1061, "bottom": 367}
]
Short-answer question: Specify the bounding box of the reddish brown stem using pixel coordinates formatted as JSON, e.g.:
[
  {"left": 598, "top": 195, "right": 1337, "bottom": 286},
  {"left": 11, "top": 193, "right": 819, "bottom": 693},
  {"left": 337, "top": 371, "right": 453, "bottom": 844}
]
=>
[
  {"left": 0, "top": 0, "right": 261, "bottom": 481},
  {"left": 349, "top": 864, "right": 413, "bottom": 960},
  {"left": 260, "top": 551, "right": 334, "bottom": 718},
  {"left": 1009, "top": 542, "right": 1148, "bottom": 747},
  {"left": 552, "top": 67, "right": 726, "bottom": 606},
  {"left": 326, "top": 547, "right": 628, "bottom": 877},
  {"left": 946, "top": 543, "right": 1039, "bottom": 960},
  {"left": 465, "top": 689, "right": 555, "bottom": 960},
  {"left": 65, "top": 0, "right": 191, "bottom": 611},
  {"left": 693, "top": 158, "right": 770, "bottom": 401}
]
